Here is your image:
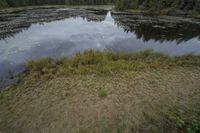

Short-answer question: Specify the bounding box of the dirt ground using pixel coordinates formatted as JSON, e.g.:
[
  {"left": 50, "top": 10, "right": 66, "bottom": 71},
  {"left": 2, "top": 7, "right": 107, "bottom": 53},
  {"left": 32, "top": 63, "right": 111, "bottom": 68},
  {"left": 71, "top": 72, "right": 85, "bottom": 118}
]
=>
[{"left": 0, "top": 66, "right": 200, "bottom": 133}]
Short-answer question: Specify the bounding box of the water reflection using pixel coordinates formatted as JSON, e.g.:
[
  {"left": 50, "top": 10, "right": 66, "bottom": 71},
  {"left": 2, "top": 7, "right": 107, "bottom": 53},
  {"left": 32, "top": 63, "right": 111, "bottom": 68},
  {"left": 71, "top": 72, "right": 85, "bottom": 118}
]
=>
[
  {"left": 0, "top": 8, "right": 107, "bottom": 40},
  {"left": 112, "top": 15, "right": 200, "bottom": 43},
  {"left": 0, "top": 8, "right": 200, "bottom": 87}
]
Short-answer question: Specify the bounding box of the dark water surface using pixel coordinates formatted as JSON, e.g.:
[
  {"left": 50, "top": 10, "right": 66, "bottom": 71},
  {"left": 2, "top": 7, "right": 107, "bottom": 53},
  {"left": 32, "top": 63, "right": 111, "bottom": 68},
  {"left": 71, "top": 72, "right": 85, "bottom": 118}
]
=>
[{"left": 0, "top": 7, "right": 200, "bottom": 87}]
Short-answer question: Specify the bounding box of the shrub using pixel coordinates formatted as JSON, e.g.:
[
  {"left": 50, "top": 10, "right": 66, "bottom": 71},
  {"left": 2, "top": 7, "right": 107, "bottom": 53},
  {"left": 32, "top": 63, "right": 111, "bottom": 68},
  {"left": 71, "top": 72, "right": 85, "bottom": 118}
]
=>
[{"left": 98, "top": 87, "right": 107, "bottom": 98}]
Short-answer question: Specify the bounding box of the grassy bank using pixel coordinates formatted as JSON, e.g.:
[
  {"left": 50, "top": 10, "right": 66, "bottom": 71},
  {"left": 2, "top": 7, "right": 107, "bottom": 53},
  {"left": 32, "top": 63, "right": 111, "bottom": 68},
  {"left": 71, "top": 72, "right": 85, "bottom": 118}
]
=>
[{"left": 0, "top": 50, "right": 200, "bottom": 133}]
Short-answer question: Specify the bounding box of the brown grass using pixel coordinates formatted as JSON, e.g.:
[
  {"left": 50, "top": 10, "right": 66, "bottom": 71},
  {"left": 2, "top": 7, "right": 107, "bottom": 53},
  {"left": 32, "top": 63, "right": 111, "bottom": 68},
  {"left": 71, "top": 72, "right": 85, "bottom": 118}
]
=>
[{"left": 0, "top": 51, "right": 200, "bottom": 133}]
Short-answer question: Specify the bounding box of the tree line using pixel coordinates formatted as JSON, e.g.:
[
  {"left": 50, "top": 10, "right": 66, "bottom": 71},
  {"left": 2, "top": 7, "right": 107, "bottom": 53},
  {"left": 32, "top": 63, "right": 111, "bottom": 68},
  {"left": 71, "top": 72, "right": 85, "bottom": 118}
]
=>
[
  {"left": 65, "top": 0, "right": 108, "bottom": 5},
  {"left": 115, "top": 0, "right": 200, "bottom": 12},
  {"left": 0, "top": 0, "right": 112, "bottom": 8},
  {"left": 0, "top": 0, "right": 64, "bottom": 7},
  {"left": 0, "top": 0, "right": 200, "bottom": 13}
]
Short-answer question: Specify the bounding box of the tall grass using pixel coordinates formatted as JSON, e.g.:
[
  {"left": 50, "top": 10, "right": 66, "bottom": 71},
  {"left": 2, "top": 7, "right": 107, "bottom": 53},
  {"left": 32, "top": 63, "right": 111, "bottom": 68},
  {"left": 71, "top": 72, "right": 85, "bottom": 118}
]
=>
[{"left": 24, "top": 49, "right": 200, "bottom": 80}]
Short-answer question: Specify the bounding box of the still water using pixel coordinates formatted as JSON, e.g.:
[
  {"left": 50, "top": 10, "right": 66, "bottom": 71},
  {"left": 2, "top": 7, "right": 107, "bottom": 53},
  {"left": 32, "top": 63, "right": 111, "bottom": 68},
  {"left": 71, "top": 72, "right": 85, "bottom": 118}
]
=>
[{"left": 0, "top": 8, "right": 200, "bottom": 85}]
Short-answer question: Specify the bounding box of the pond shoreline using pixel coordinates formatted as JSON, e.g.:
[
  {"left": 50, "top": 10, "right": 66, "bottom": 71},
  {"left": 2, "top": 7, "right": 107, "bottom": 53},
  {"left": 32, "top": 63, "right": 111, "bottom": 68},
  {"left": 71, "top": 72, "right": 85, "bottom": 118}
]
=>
[
  {"left": 1, "top": 5, "right": 200, "bottom": 19},
  {"left": 1, "top": 50, "right": 200, "bottom": 132},
  {"left": 0, "top": 6, "right": 200, "bottom": 89},
  {"left": 112, "top": 8, "right": 200, "bottom": 19},
  {"left": 0, "top": 5, "right": 113, "bottom": 14},
  {"left": 2, "top": 49, "right": 200, "bottom": 90}
]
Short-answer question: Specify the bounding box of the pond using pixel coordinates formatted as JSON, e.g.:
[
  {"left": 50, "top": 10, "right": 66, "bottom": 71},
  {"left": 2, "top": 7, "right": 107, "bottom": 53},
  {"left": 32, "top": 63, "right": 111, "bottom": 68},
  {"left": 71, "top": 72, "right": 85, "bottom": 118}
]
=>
[{"left": 0, "top": 7, "right": 200, "bottom": 87}]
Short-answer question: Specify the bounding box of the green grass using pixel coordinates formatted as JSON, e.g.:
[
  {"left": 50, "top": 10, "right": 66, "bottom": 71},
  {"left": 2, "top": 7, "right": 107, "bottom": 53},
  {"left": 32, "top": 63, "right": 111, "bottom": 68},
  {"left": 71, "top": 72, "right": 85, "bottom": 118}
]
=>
[
  {"left": 172, "top": 113, "right": 200, "bottom": 133},
  {"left": 23, "top": 49, "right": 200, "bottom": 81},
  {"left": 98, "top": 87, "right": 107, "bottom": 98}
]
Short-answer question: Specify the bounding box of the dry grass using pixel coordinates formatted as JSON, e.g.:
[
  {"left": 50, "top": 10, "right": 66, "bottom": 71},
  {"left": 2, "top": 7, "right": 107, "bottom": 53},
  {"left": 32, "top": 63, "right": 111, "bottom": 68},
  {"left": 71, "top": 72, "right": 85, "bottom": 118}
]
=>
[{"left": 0, "top": 50, "right": 200, "bottom": 133}]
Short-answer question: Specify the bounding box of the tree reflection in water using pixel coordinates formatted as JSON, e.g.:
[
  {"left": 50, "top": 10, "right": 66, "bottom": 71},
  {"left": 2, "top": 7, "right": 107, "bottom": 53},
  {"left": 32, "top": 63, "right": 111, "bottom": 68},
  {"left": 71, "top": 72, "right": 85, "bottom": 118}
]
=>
[{"left": 113, "top": 14, "right": 200, "bottom": 44}]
